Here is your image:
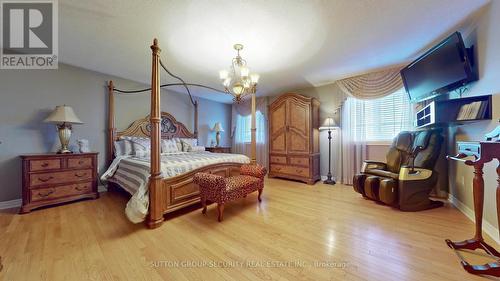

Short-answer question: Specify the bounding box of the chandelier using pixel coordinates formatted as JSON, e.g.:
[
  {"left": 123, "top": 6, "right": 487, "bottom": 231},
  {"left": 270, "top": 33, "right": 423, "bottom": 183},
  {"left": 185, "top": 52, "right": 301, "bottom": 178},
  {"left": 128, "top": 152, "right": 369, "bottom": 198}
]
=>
[{"left": 219, "top": 44, "right": 259, "bottom": 103}]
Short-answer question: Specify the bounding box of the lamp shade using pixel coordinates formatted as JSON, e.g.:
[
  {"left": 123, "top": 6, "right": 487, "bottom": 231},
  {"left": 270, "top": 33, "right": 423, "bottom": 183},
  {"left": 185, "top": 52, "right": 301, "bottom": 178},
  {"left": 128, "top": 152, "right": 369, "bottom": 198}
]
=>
[
  {"left": 319, "top": 117, "right": 337, "bottom": 130},
  {"left": 44, "top": 105, "right": 83, "bottom": 124},
  {"left": 212, "top": 122, "right": 224, "bottom": 132}
]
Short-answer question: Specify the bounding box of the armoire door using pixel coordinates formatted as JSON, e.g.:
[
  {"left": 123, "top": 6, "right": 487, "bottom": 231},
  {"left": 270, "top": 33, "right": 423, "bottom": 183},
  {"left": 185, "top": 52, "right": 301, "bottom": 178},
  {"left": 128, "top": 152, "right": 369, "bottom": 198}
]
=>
[
  {"left": 269, "top": 99, "right": 287, "bottom": 154},
  {"left": 287, "top": 99, "right": 310, "bottom": 154}
]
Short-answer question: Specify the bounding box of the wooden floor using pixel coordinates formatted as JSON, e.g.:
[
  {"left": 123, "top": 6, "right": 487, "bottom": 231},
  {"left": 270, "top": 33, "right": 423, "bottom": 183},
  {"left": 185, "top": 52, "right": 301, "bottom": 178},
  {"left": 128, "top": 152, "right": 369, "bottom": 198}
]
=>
[{"left": 0, "top": 178, "right": 498, "bottom": 281}]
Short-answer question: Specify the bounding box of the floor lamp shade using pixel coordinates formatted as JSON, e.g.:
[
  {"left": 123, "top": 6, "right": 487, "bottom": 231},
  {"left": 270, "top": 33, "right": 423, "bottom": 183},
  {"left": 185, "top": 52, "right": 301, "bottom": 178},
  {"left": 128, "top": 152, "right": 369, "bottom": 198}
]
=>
[{"left": 44, "top": 105, "right": 84, "bottom": 153}]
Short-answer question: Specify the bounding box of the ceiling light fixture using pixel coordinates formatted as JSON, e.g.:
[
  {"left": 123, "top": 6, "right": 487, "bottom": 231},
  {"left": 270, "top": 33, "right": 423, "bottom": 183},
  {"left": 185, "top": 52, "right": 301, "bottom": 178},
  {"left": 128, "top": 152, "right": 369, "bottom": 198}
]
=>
[{"left": 219, "top": 44, "right": 259, "bottom": 103}]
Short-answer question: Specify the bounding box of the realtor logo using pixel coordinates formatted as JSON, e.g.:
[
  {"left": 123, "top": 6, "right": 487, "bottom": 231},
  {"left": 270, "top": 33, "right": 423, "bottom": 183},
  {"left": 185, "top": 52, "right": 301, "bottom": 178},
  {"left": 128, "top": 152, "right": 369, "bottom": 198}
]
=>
[{"left": 1, "top": 0, "right": 58, "bottom": 69}]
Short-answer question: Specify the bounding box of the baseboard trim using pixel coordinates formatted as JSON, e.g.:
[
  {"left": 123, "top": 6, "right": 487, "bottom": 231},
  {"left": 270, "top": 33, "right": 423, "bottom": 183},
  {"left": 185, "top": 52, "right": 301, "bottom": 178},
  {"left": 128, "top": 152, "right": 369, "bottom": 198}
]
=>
[
  {"left": 448, "top": 193, "right": 500, "bottom": 244},
  {"left": 0, "top": 185, "right": 108, "bottom": 210},
  {"left": 0, "top": 199, "right": 21, "bottom": 210}
]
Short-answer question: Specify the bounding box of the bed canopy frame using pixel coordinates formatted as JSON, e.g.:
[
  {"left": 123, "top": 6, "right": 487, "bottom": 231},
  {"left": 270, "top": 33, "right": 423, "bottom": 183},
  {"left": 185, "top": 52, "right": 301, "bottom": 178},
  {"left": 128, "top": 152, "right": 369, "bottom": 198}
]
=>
[{"left": 106, "top": 39, "right": 257, "bottom": 228}]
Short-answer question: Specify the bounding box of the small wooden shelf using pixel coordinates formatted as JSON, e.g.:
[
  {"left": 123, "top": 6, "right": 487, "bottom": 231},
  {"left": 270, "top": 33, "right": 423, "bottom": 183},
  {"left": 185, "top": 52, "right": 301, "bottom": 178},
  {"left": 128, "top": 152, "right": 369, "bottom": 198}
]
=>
[{"left": 415, "top": 95, "right": 492, "bottom": 128}]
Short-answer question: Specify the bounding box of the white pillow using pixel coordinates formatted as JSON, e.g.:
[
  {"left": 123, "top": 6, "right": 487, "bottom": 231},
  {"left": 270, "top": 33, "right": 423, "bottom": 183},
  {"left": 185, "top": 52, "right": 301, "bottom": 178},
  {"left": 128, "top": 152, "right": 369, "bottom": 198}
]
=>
[
  {"left": 190, "top": 146, "right": 206, "bottom": 152},
  {"left": 121, "top": 136, "right": 150, "bottom": 153},
  {"left": 114, "top": 140, "right": 133, "bottom": 156},
  {"left": 161, "top": 139, "right": 179, "bottom": 153},
  {"left": 134, "top": 149, "right": 151, "bottom": 158}
]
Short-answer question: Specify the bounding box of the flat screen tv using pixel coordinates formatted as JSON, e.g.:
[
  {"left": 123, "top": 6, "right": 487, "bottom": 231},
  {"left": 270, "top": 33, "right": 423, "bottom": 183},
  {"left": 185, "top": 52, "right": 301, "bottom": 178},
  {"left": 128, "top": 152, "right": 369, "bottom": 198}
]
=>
[{"left": 400, "top": 32, "right": 477, "bottom": 103}]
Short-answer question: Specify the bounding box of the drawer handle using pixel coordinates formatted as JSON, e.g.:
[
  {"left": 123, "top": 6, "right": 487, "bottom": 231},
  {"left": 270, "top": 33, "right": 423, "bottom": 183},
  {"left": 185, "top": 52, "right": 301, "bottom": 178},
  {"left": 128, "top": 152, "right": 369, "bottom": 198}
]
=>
[
  {"left": 75, "top": 172, "right": 87, "bottom": 178},
  {"left": 38, "top": 176, "right": 54, "bottom": 182},
  {"left": 296, "top": 169, "right": 302, "bottom": 173},
  {"left": 41, "top": 163, "right": 49, "bottom": 167},
  {"left": 78, "top": 160, "right": 85, "bottom": 165},
  {"left": 75, "top": 185, "right": 87, "bottom": 191},
  {"left": 37, "top": 190, "right": 54, "bottom": 198}
]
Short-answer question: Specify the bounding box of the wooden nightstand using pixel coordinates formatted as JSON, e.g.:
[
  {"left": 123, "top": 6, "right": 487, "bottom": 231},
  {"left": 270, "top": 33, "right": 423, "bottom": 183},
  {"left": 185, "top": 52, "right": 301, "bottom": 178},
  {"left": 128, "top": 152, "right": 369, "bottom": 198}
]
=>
[
  {"left": 20, "top": 152, "right": 99, "bottom": 213},
  {"left": 205, "top": 147, "right": 231, "bottom": 153}
]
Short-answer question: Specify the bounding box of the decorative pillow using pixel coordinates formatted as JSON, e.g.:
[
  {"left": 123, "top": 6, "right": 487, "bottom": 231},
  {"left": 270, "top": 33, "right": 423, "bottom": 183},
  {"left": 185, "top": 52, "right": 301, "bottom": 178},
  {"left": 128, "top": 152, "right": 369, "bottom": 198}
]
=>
[
  {"left": 172, "top": 137, "right": 183, "bottom": 151},
  {"left": 190, "top": 146, "right": 206, "bottom": 152},
  {"left": 134, "top": 149, "right": 151, "bottom": 158},
  {"left": 161, "top": 139, "right": 179, "bottom": 153},
  {"left": 114, "top": 140, "right": 133, "bottom": 156},
  {"left": 180, "top": 138, "right": 198, "bottom": 151},
  {"left": 180, "top": 139, "right": 192, "bottom": 152},
  {"left": 121, "top": 136, "right": 150, "bottom": 153}
]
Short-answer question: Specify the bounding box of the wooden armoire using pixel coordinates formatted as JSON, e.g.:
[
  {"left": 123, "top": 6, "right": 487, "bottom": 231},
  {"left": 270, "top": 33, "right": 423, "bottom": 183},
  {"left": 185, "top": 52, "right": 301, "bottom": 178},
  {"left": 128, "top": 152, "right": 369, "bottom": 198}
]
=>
[{"left": 268, "top": 93, "right": 320, "bottom": 184}]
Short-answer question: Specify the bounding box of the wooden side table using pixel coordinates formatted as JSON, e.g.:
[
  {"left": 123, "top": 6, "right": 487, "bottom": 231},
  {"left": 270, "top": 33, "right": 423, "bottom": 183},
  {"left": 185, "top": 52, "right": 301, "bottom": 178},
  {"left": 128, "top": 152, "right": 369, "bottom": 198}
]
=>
[
  {"left": 20, "top": 152, "right": 99, "bottom": 213},
  {"left": 205, "top": 147, "right": 231, "bottom": 153}
]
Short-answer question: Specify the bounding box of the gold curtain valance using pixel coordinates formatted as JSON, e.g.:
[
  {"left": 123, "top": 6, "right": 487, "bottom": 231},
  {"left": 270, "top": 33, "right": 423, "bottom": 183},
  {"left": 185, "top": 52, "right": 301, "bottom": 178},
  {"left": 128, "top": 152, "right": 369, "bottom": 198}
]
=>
[{"left": 336, "top": 67, "right": 404, "bottom": 100}]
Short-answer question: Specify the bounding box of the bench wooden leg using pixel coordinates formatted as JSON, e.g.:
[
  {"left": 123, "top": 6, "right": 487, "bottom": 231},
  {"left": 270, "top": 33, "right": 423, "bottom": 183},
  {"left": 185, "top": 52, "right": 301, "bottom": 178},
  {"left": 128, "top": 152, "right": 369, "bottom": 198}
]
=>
[
  {"left": 258, "top": 188, "right": 263, "bottom": 202},
  {"left": 201, "top": 197, "right": 207, "bottom": 214},
  {"left": 217, "top": 203, "right": 224, "bottom": 222}
]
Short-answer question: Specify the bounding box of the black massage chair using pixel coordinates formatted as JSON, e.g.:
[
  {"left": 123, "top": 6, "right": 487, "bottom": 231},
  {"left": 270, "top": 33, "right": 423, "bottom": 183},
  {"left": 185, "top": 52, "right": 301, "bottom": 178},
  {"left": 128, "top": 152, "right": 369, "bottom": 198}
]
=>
[{"left": 353, "top": 129, "right": 444, "bottom": 211}]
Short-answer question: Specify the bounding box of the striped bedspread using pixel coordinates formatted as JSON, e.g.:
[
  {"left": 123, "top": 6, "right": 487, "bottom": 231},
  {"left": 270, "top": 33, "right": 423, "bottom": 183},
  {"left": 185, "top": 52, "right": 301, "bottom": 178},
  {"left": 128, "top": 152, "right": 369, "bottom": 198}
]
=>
[{"left": 101, "top": 151, "right": 250, "bottom": 223}]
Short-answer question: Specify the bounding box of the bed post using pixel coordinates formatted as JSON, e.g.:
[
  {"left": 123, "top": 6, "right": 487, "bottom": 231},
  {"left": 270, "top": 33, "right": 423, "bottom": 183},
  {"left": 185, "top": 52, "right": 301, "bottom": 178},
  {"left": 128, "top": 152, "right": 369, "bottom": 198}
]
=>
[
  {"left": 147, "top": 38, "right": 164, "bottom": 229},
  {"left": 107, "top": 81, "right": 115, "bottom": 166},
  {"left": 194, "top": 100, "right": 199, "bottom": 138},
  {"left": 250, "top": 91, "right": 257, "bottom": 165}
]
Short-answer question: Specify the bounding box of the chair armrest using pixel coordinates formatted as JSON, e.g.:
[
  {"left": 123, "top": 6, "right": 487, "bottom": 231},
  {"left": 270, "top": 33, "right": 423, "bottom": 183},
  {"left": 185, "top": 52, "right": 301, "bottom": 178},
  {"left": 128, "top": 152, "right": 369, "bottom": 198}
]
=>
[
  {"left": 361, "top": 160, "right": 387, "bottom": 173},
  {"left": 240, "top": 164, "right": 267, "bottom": 179},
  {"left": 398, "top": 167, "right": 433, "bottom": 181},
  {"left": 193, "top": 173, "right": 226, "bottom": 194}
]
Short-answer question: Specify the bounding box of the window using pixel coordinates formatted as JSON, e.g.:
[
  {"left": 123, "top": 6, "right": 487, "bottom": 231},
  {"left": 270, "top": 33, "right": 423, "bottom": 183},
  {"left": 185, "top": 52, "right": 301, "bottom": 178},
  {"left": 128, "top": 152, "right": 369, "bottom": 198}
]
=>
[
  {"left": 235, "top": 111, "right": 266, "bottom": 143},
  {"left": 348, "top": 88, "right": 414, "bottom": 142}
]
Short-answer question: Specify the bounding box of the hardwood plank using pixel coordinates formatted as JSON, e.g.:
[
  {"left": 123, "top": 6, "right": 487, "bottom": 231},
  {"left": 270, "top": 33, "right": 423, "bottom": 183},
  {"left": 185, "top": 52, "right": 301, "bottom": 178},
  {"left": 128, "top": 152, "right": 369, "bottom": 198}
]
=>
[{"left": 0, "top": 178, "right": 496, "bottom": 281}]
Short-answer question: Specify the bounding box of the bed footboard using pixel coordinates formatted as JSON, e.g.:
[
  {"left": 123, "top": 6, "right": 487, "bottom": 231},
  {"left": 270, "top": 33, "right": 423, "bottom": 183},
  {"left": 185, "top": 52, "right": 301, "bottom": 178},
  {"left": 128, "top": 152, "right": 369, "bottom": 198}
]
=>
[{"left": 146, "top": 163, "right": 242, "bottom": 228}]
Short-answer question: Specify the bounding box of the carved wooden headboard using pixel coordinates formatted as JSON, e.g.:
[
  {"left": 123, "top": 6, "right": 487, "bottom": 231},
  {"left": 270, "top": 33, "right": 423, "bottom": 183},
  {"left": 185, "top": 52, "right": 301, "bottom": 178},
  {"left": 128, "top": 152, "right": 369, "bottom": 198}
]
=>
[{"left": 116, "top": 112, "right": 196, "bottom": 140}]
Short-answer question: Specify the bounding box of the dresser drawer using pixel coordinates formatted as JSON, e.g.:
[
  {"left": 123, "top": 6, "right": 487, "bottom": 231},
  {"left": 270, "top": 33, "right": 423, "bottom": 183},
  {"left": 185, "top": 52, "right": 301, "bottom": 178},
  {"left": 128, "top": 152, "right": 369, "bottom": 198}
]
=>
[
  {"left": 288, "top": 156, "right": 309, "bottom": 167},
  {"left": 288, "top": 166, "right": 310, "bottom": 178},
  {"left": 30, "top": 182, "right": 92, "bottom": 202},
  {"left": 270, "top": 164, "right": 287, "bottom": 174},
  {"left": 29, "top": 169, "right": 93, "bottom": 187},
  {"left": 67, "top": 157, "right": 92, "bottom": 169},
  {"left": 30, "top": 159, "right": 61, "bottom": 171},
  {"left": 270, "top": 156, "right": 287, "bottom": 164},
  {"left": 270, "top": 164, "right": 310, "bottom": 178}
]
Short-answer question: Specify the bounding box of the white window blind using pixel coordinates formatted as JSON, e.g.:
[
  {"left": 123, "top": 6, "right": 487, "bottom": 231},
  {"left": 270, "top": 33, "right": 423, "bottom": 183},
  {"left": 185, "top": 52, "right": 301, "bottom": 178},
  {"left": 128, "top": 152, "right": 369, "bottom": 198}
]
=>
[{"left": 350, "top": 88, "right": 414, "bottom": 142}]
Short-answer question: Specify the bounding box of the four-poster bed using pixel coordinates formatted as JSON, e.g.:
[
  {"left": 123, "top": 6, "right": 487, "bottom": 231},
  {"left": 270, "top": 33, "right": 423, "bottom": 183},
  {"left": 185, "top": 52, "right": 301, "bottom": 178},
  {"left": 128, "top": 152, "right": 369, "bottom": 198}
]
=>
[{"left": 104, "top": 39, "right": 258, "bottom": 228}]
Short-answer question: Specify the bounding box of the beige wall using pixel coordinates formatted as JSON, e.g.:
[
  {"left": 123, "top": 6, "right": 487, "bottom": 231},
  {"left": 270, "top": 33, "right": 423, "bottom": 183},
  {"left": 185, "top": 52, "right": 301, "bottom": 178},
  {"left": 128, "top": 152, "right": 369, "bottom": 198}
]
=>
[
  {"left": 0, "top": 64, "right": 231, "bottom": 202},
  {"left": 448, "top": 2, "right": 500, "bottom": 229}
]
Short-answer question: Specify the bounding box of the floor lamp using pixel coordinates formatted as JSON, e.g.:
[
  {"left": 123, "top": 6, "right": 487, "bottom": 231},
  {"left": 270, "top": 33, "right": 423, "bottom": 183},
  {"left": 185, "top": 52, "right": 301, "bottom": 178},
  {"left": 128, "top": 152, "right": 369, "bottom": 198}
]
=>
[{"left": 320, "top": 117, "right": 338, "bottom": 185}]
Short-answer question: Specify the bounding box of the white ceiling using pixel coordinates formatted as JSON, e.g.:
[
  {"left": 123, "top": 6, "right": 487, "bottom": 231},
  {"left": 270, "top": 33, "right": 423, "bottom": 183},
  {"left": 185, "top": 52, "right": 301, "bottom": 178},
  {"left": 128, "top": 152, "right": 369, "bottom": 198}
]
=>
[{"left": 59, "top": 0, "right": 489, "bottom": 103}]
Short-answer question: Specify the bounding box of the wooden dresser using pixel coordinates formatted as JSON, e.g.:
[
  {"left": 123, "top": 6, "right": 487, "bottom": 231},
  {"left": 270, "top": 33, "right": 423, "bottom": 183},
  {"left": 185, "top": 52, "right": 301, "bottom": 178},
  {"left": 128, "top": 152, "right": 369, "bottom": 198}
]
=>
[
  {"left": 205, "top": 146, "right": 231, "bottom": 153},
  {"left": 20, "top": 153, "right": 99, "bottom": 213},
  {"left": 268, "top": 93, "right": 320, "bottom": 184}
]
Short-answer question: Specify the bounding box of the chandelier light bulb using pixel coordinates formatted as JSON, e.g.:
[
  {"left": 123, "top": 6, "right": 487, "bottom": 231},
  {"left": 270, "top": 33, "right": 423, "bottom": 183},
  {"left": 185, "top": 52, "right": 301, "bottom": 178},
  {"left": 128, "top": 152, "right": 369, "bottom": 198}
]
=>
[
  {"left": 250, "top": 73, "right": 260, "bottom": 84},
  {"left": 240, "top": 66, "right": 250, "bottom": 78},
  {"left": 219, "top": 70, "right": 229, "bottom": 80}
]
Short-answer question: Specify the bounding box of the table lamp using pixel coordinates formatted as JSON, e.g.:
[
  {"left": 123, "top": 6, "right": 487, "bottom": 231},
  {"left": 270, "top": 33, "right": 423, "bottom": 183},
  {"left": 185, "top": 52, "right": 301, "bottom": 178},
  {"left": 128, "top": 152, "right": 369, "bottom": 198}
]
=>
[
  {"left": 44, "top": 105, "right": 83, "bottom": 153},
  {"left": 320, "top": 117, "right": 338, "bottom": 185},
  {"left": 212, "top": 122, "right": 224, "bottom": 147}
]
